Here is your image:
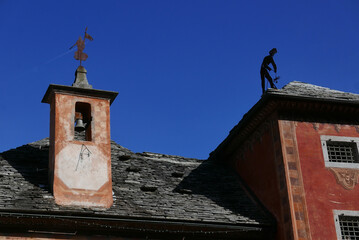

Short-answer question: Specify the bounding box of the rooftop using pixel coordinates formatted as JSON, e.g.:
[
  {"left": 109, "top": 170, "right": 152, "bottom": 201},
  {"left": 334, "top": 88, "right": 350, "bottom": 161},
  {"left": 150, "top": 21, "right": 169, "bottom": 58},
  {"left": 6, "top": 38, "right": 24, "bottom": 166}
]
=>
[
  {"left": 0, "top": 138, "right": 273, "bottom": 229},
  {"left": 211, "top": 81, "right": 359, "bottom": 160},
  {"left": 4, "top": 80, "right": 351, "bottom": 236},
  {"left": 268, "top": 81, "right": 359, "bottom": 102}
]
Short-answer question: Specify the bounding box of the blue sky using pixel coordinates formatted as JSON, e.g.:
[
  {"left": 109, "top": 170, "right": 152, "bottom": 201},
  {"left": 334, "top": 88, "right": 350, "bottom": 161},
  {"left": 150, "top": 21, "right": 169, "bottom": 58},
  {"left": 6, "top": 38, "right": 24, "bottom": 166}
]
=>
[{"left": 0, "top": 1, "right": 358, "bottom": 159}]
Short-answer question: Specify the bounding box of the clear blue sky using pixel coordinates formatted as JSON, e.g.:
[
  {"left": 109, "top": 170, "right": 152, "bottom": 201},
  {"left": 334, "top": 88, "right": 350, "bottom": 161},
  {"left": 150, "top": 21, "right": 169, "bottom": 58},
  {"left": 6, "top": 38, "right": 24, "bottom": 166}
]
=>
[{"left": 0, "top": 1, "right": 358, "bottom": 159}]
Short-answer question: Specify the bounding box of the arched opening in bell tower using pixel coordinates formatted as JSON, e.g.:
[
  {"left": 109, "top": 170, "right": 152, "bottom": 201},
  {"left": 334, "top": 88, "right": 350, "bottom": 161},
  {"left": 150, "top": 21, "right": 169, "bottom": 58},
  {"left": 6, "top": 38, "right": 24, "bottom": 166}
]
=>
[{"left": 74, "top": 102, "right": 92, "bottom": 141}]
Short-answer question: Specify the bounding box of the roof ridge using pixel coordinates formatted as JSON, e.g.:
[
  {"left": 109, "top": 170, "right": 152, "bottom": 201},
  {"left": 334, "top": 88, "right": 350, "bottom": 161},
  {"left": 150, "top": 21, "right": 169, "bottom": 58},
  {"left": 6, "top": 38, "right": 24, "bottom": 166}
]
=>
[
  {"left": 139, "top": 151, "right": 201, "bottom": 161},
  {"left": 282, "top": 81, "right": 356, "bottom": 93},
  {"left": 266, "top": 81, "right": 359, "bottom": 101}
]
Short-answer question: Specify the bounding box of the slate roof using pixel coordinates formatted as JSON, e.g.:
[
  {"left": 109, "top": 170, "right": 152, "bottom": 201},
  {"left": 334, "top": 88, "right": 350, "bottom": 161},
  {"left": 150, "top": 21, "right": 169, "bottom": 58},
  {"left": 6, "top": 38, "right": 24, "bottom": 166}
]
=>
[
  {"left": 210, "top": 81, "right": 359, "bottom": 160},
  {"left": 0, "top": 138, "right": 273, "bottom": 229},
  {"left": 268, "top": 81, "right": 359, "bottom": 102}
]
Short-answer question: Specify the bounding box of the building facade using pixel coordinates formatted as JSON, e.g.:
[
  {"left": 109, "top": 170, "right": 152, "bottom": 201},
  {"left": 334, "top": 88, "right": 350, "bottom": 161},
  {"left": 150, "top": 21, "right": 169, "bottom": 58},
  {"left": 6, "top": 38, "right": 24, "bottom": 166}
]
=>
[
  {"left": 1, "top": 70, "right": 359, "bottom": 239},
  {"left": 211, "top": 82, "right": 359, "bottom": 240},
  {"left": 0, "top": 67, "right": 274, "bottom": 239}
]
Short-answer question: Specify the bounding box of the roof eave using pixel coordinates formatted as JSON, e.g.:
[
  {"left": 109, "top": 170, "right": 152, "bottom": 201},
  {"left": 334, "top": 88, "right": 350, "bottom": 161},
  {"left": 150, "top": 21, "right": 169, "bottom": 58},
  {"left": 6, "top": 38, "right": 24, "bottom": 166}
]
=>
[
  {"left": 41, "top": 84, "right": 118, "bottom": 105},
  {"left": 0, "top": 210, "right": 275, "bottom": 239},
  {"left": 210, "top": 90, "right": 359, "bottom": 161}
]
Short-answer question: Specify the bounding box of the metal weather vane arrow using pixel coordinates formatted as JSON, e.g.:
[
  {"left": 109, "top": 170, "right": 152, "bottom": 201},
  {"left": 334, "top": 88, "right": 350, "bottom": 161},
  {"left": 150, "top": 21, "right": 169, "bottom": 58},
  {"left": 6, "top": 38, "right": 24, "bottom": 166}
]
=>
[{"left": 70, "top": 27, "right": 94, "bottom": 66}]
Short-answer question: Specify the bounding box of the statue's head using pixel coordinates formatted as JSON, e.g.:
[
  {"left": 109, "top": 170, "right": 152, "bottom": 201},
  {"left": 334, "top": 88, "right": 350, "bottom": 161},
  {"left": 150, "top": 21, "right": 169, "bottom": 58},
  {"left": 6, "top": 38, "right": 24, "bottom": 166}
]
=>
[{"left": 269, "top": 48, "right": 277, "bottom": 56}]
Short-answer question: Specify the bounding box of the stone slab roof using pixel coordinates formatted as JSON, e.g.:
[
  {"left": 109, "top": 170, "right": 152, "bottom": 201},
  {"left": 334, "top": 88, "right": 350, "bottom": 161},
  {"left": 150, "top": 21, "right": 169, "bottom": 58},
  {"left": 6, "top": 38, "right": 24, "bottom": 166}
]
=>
[
  {"left": 210, "top": 81, "right": 359, "bottom": 160},
  {"left": 268, "top": 81, "right": 359, "bottom": 102},
  {"left": 0, "top": 138, "right": 273, "bottom": 228}
]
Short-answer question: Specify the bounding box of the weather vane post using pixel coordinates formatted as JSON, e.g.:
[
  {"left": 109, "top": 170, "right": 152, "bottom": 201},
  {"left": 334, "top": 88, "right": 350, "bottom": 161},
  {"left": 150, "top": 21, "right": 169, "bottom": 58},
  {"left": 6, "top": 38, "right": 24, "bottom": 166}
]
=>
[{"left": 70, "top": 27, "right": 94, "bottom": 66}]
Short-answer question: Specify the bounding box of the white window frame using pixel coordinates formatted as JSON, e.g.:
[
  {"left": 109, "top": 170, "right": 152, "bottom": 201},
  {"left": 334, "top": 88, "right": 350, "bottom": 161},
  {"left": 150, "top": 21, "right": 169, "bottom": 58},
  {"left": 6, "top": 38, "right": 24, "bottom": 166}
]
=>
[
  {"left": 321, "top": 135, "right": 359, "bottom": 169},
  {"left": 333, "top": 210, "right": 359, "bottom": 240}
]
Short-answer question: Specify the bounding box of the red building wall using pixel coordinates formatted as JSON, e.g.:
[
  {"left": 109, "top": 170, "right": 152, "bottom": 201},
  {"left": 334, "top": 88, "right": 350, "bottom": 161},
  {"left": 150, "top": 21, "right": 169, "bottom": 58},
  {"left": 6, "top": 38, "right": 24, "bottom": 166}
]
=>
[
  {"left": 233, "top": 118, "right": 293, "bottom": 240},
  {"left": 296, "top": 122, "right": 359, "bottom": 240}
]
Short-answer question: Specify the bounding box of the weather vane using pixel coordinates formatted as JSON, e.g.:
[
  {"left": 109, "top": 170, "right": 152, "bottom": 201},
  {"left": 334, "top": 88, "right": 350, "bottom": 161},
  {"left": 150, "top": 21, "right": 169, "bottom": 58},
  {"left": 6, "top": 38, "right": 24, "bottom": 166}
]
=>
[{"left": 70, "top": 27, "right": 94, "bottom": 66}]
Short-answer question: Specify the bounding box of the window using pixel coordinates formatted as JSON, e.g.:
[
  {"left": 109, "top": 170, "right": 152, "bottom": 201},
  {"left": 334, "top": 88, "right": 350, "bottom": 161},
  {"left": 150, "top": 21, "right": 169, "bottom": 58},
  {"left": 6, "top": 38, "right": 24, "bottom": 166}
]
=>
[
  {"left": 327, "top": 141, "right": 358, "bottom": 164},
  {"left": 74, "top": 102, "right": 92, "bottom": 141},
  {"left": 321, "top": 136, "right": 359, "bottom": 169},
  {"left": 334, "top": 210, "right": 359, "bottom": 239}
]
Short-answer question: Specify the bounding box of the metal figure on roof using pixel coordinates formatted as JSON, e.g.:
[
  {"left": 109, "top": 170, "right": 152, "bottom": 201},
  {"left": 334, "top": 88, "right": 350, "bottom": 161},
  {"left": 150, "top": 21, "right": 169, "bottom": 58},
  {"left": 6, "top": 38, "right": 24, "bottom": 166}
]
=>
[
  {"left": 260, "top": 48, "right": 279, "bottom": 94},
  {"left": 70, "top": 27, "right": 93, "bottom": 66}
]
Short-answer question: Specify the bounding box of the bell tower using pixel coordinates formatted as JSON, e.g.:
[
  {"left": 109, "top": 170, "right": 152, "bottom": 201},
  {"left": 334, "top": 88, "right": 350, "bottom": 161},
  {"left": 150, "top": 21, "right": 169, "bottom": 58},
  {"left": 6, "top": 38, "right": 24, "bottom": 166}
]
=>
[{"left": 42, "top": 66, "right": 118, "bottom": 208}]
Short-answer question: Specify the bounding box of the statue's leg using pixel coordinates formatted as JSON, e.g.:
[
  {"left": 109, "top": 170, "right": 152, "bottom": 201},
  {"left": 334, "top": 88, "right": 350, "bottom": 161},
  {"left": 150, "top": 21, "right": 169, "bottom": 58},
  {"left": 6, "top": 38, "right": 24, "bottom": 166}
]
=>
[
  {"left": 264, "top": 70, "right": 276, "bottom": 89},
  {"left": 260, "top": 70, "right": 265, "bottom": 93}
]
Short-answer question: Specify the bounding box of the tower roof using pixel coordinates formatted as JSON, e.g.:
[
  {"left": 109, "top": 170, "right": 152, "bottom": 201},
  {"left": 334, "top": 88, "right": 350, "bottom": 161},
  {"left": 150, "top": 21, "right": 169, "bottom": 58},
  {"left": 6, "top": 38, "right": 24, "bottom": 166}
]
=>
[
  {"left": 42, "top": 66, "right": 118, "bottom": 104},
  {"left": 41, "top": 84, "right": 118, "bottom": 104},
  {"left": 72, "top": 66, "right": 92, "bottom": 89}
]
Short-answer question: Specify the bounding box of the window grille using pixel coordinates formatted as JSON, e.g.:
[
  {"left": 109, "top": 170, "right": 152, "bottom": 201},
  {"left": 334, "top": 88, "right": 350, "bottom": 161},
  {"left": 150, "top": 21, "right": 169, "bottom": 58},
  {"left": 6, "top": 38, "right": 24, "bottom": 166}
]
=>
[
  {"left": 338, "top": 215, "right": 359, "bottom": 239},
  {"left": 327, "top": 141, "right": 359, "bottom": 164},
  {"left": 321, "top": 136, "right": 359, "bottom": 169}
]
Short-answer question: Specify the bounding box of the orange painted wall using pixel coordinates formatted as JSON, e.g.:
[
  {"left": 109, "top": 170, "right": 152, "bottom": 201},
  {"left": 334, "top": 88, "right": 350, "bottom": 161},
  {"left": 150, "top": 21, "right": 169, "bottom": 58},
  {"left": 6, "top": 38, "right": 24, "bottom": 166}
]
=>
[
  {"left": 233, "top": 120, "right": 290, "bottom": 240},
  {"left": 296, "top": 122, "right": 359, "bottom": 240},
  {"left": 49, "top": 92, "right": 113, "bottom": 208}
]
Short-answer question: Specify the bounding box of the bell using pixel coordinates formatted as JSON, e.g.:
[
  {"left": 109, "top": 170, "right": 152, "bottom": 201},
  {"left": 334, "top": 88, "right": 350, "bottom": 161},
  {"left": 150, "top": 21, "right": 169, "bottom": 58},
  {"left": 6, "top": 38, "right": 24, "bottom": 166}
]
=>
[{"left": 75, "top": 118, "right": 86, "bottom": 132}]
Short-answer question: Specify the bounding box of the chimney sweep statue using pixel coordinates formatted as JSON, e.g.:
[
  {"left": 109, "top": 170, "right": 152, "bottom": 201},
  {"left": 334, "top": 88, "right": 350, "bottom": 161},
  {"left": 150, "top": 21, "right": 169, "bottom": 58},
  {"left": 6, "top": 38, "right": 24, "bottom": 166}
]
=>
[
  {"left": 70, "top": 27, "right": 94, "bottom": 66},
  {"left": 260, "top": 48, "right": 279, "bottom": 94}
]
